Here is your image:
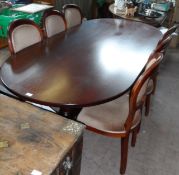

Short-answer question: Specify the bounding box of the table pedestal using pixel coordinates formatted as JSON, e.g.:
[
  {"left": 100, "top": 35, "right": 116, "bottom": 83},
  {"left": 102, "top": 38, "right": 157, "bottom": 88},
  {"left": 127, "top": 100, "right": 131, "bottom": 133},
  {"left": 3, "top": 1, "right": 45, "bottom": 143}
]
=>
[{"left": 52, "top": 106, "right": 82, "bottom": 120}]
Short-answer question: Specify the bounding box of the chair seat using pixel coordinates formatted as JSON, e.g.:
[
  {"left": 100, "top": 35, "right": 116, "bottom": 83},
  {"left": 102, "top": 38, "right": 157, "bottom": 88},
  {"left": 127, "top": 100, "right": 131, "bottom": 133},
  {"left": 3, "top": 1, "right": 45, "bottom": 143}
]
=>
[
  {"left": 146, "top": 79, "right": 154, "bottom": 95},
  {"left": 77, "top": 94, "right": 141, "bottom": 134}
]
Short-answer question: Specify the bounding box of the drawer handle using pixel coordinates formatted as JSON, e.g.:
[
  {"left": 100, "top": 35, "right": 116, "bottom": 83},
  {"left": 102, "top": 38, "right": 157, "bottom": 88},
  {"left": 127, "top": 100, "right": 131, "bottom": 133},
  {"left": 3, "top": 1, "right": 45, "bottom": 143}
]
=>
[{"left": 63, "top": 156, "right": 73, "bottom": 175}]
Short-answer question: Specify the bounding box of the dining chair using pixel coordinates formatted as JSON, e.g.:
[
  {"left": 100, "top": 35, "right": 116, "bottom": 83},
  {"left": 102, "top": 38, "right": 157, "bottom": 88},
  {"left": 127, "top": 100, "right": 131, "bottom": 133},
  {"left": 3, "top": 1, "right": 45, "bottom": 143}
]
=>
[
  {"left": 145, "top": 35, "right": 172, "bottom": 116},
  {"left": 62, "top": 4, "right": 83, "bottom": 29},
  {"left": 8, "top": 19, "right": 43, "bottom": 55},
  {"left": 77, "top": 53, "right": 163, "bottom": 175},
  {"left": 4, "top": 19, "right": 56, "bottom": 112},
  {"left": 144, "top": 25, "right": 178, "bottom": 116},
  {"left": 43, "top": 10, "right": 67, "bottom": 38}
]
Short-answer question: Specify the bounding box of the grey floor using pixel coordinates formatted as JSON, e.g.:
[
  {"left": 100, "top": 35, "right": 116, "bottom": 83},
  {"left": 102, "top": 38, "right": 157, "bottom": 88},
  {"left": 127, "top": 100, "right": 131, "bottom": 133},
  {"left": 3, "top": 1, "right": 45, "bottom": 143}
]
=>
[
  {"left": 80, "top": 46, "right": 179, "bottom": 175},
  {"left": 0, "top": 46, "right": 179, "bottom": 175}
]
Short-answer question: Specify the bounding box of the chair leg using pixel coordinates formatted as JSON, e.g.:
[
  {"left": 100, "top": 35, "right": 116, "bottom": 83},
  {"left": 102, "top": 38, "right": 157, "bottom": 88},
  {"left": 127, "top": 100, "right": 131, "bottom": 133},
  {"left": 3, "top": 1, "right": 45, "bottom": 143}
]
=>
[
  {"left": 131, "top": 131, "right": 137, "bottom": 148},
  {"left": 145, "top": 94, "right": 151, "bottom": 116},
  {"left": 152, "top": 76, "right": 157, "bottom": 95},
  {"left": 131, "top": 121, "right": 141, "bottom": 147},
  {"left": 137, "top": 121, "right": 141, "bottom": 134},
  {"left": 120, "top": 135, "right": 129, "bottom": 175}
]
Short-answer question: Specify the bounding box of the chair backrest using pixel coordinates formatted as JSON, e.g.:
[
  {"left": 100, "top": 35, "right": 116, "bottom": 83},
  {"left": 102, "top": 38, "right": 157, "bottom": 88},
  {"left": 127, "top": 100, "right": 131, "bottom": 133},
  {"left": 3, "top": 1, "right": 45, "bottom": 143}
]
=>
[
  {"left": 148, "top": 35, "right": 173, "bottom": 60},
  {"left": 43, "top": 10, "right": 67, "bottom": 38},
  {"left": 162, "top": 25, "right": 178, "bottom": 41},
  {"left": 8, "top": 19, "right": 43, "bottom": 55},
  {"left": 125, "top": 53, "right": 163, "bottom": 131},
  {"left": 63, "top": 4, "right": 83, "bottom": 29},
  {"left": 155, "top": 35, "right": 173, "bottom": 53}
]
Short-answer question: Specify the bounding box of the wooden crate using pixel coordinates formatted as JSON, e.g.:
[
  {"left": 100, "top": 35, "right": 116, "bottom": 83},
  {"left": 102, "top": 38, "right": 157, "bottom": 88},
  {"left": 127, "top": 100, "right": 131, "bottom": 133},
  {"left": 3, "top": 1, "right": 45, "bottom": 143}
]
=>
[{"left": 0, "top": 94, "right": 84, "bottom": 175}]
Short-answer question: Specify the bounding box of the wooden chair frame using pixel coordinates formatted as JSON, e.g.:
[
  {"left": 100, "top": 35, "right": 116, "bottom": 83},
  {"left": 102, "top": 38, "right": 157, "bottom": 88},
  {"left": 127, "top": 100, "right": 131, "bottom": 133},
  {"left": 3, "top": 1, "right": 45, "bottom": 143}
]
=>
[
  {"left": 80, "top": 52, "right": 163, "bottom": 174},
  {"left": 156, "top": 35, "right": 173, "bottom": 53},
  {"left": 42, "top": 10, "right": 67, "bottom": 38},
  {"left": 8, "top": 19, "right": 43, "bottom": 55},
  {"left": 145, "top": 36, "right": 171, "bottom": 116}
]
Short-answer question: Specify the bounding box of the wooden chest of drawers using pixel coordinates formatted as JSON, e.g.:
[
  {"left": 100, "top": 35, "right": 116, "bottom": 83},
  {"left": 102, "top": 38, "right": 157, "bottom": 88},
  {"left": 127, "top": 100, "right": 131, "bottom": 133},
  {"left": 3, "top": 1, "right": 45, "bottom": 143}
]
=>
[{"left": 0, "top": 95, "right": 84, "bottom": 175}]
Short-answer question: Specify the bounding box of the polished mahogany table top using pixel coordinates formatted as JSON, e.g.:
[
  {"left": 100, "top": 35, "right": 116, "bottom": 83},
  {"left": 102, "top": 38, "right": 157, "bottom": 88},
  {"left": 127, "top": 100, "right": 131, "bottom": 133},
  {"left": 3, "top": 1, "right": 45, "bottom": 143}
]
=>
[{"left": 1, "top": 19, "right": 162, "bottom": 108}]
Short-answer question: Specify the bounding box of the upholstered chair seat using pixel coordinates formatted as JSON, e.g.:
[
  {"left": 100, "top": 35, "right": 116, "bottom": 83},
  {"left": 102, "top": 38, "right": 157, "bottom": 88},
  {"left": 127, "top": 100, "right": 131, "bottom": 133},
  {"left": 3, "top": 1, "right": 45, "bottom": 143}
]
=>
[{"left": 78, "top": 94, "right": 141, "bottom": 133}]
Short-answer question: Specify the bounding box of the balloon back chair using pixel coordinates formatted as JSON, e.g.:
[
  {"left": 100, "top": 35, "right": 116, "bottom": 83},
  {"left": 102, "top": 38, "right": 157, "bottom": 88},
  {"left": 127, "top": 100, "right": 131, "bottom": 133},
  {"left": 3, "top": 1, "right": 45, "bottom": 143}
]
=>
[
  {"left": 145, "top": 35, "right": 171, "bottom": 116},
  {"left": 3, "top": 19, "right": 54, "bottom": 112},
  {"left": 8, "top": 19, "right": 43, "bottom": 55},
  {"left": 1, "top": 19, "right": 43, "bottom": 97},
  {"left": 77, "top": 53, "right": 163, "bottom": 174},
  {"left": 62, "top": 4, "right": 83, "bottom": 29},
  {"left": 43, "top": 10, "right": 67, "bottom": 38}
]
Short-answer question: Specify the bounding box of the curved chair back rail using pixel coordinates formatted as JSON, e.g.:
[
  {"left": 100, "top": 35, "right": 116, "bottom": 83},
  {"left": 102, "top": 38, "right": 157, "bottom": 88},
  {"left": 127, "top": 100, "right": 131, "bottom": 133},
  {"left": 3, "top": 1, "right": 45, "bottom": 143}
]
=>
[
  {"left": 149, "top": 35, "right": 173, "bottom": 60},
  {"left": 42, "top": 10, "right": 67, "bottom": 38},
  {"left": 128, "top": 53, "right": 163, "bottom": 130},
  {"left": 8, "top": 19, "right": 43, "bottom": 55},
  {"left": 159, "top": 25, "right": 178, "bottom": 44},
  {"left": 77, "top": 52, "right": 163, "bottom": 174},
  {"left": 62, "top": 4, "right": 83, "bottom": 29},
  {"left": 155, "top": 35, "right": 173, "bottom": 53}
]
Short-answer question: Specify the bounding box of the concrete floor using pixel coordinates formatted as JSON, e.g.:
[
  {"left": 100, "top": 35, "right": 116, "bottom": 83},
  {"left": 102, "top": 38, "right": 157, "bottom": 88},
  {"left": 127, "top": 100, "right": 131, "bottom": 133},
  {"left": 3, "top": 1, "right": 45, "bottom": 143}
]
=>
[
  {"left": 0, "top": 46, "right": 179, "bottom": 175},
  {"left": 80, "top": 47, "right": 179, "bottom": 175}
]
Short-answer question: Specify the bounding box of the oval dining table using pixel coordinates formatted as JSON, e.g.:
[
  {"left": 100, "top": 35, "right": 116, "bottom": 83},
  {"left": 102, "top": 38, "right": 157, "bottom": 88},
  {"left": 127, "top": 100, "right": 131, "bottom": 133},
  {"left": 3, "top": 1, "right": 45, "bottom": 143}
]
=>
[{"left": 1, "top": 18, "right": 162, "bottom": 119}]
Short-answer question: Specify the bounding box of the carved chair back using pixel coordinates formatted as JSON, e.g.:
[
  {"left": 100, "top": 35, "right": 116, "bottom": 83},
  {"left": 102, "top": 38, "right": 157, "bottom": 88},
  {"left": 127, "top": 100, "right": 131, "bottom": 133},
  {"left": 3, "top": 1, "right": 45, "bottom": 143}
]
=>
[
  {"left": 43, "top": 10, "right": 67, "bottom": 38},
  {"left": 156, "top": 35, "right": 173, "bottom": 54},
  {"left": 125, "top": 53, "right": 163, "bottom": 131},
  {"left": 62, "top": 4, "right": 83, "bottom": 29},
  {"left": 8, "top": 19, "right": 43, "bottom": 55}
]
